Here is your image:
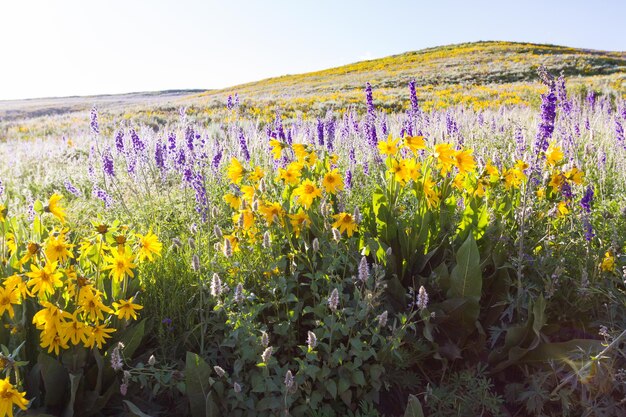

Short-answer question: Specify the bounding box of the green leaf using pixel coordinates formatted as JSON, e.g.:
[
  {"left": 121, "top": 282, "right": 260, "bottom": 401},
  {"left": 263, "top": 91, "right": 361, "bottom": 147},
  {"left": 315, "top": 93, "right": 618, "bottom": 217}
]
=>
[
  {"left": 38, "top": 352, "right": 69, "bottom": 407},
  {"left": 448, "top": 233, "right": 482, "bottom": 301},
  {"left": 326, "top": 379, "right": 337, "bottom": 399},
  {"left": 123, "top": 400, "right": 154, "bottom": 417},
  {"left": 404, "top": 394, "right": 425, "bottom": 417},
  {"left": 185, "top": 352, "right": 214, "bottom": 417},
  {"left": 62, "top": 372, "right": 82, "bottom": 417},
  {"left": 33, "top": 200, "right": 44, "bottom": 214}
]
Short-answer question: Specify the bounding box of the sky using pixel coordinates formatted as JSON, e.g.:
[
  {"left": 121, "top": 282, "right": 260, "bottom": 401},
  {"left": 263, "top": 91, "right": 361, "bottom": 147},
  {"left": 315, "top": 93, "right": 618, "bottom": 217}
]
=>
[{"left": 1, "top": 0, "right": 625, "bottom": 101}]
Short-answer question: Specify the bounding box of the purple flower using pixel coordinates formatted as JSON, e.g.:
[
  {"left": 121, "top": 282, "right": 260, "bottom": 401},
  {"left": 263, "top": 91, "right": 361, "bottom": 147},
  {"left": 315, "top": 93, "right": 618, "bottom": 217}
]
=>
[
  {"left": 115, "top": 130, "right": 125, "bottom": 154},
  {"left": 226, "top": 95, "right": 234, "bottom": 110},
  {"left": 90, "top": 106, "right": 99, "bottom": 135},
  {"left": 580, "top": 186, "right": 594, "bottom": 213},
  {"left": 515, "top": 127, "right": 526, "bottom": 158},
  {"left": 92, "top": 185, "right": 113, "bottom": 208},
  {"left": 556, "top": 75, "right": 572, "bottom": 116},
  {"left": 583, "top": 217, "right": 595, "bottom": 241},
  {"left": 534, "top": 90, "right": 557, "bottom": 154},
  {"left": 185, "top": 126, "right": 195, "bottom": 152},
  {"left": 325, "top": 116, "right": 335, "bottom": 151},
  {"left": 587, "top": 91, "right": 596, "bottom": 109},
  {"left": 155, "top": 141, "right": 166, "bottom": 171},
  {"left": 64, "top": 180, "right": 82, "bottom": 197},
  {"left": 168, "top": 132, "right": 177, "bottom": 153},
  {"left": 317, "top": 118, "right": 324, "bottom": 147},
  {"left": 274, "top": 112, "right": 286, "bottom": 141},
  {"left": 616, "top": 118, "right": 625, "bottom": 149},
  {"left": 212, "top": 148, "right": 223, "bottom": 171},
  {"left": 408, "top": 79, "right": 419, "bottom": 114},
  {"left": 364, "top": 83, "right": 378, "bottom": 147},
  {"left": 238, "top": 128, "right": 250, "bottom": 162},
  {"left": 0, "top": 179, "right": 4, "bottom": 198},
  {"left": 130, "top": 129, "right": 145, "bottom": 154},
  {"left": 345, "top": 169, "right": 352, "bottom": 189},
  {"left": 102, "top": 147, "right": 115, "bottom": 177}
]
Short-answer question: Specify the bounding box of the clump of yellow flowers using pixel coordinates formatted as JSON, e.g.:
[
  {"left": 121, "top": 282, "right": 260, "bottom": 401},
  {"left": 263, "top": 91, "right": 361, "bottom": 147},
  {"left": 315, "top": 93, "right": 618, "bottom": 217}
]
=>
[{"left": 0, "top": 194, "right": 161, "bottom": 414}]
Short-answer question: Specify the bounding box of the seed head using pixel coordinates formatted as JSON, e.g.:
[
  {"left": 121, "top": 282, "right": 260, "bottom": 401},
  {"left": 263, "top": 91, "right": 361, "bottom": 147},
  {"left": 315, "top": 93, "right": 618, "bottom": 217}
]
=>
[
  {"left": 307, "top": 330, "right": 317, "bottom": 350},
  {"left": 214, "top": 366, "right": 226, "bottom": 377},
  {"left": 358, "top": 256, "right": 369, "bottom": 283},
  {"left": 261, "top": 331, "right": 269, "bottom": 347},
  {"left": 328, "top": 288, "right": 339, "bottom": 312},
  {"left": 312, "top": 238, "right": 320, "bottom": 253},
  {"left": 223, "top": 238, "right": 233, "bottom": 257},
  {"left": 284, "top": 370, "right": 294, "bottom": 391},
  {"left": 191, "top": 254, "right": 200, "bottom": 272},
  {"left": 261, "top": 346, "right": 273, "bottom": 364},
  {"left": 234, "top": 283, "right": 244, "bottom": 304},
  {"left": 233, "top": 382, "right": 242, "bottom": 393},
  {"left": 377, "top": 310, "right": 388, "bottom": 327},
  {"left": 211, "top": 273, "right": 223, "bottom": 298},
  {"left": 416, "top": 286, "right": 429, "bottom": 310}
]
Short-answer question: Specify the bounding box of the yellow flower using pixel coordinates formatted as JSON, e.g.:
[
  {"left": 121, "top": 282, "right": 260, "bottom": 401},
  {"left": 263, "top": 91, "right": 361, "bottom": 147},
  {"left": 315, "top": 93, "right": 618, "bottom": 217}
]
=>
[
  {"left": 0, "top": 287, "right": 20, "bottom": 319},
  {"left": 536, "top": 187, "right": 546, "bottom": 199},
  {"left": 514, "top": 160, "right": 529, "bottom": 171},
  {"left": 549, "top": 173, "right": 565, "bottom": 190},
  {"left": 112, "top": 297, "right": 143, "bottom": 321},
  {"left": 250, "top": 165, "right": 265, "bottom": 182},
  {"left": 288, "top": 211, "right": 311, "bottom": 237},
  {"left": 20, "top": 241, "right": 41, "bottom": 266},
  {"left": 269, "top": 139, "right": 285, "bottom": 160},
  {"left": 405, "top": 159, "right": 421, "bottom": 182},
  {"left": 44, "top": 233, "right": 74, "bottom": 263},
  {"left": 46, "top": 193, "right": 67, "bottom": 223},
  {"left": 103, "top": 251, "right": 136, "bottom": 283},
  {"left": 3, "top": 275, "right": 28, "bottom": 300},
  {"left": 433, "top": 143, "right": 455, "bottom": 174},
  {"left": 32, "top": 301, "right": 64, "bottom": 331},
  {"left": 403, "top": 135, "right": 426, "bottom": 153},
  {"left": 292, "top": 144, "right": 308, "bottom": 161},
  {"left": 26, "top": 262, "right": 64, "bottom": 297},
  {"left": 388, "top": 159, "right": 409, "bottom": 184},
  {"left": 224, "top": 193, "right": 242, "bottom": 210},
  {"left": 240, "top": 185, "right": 256, "bottom": 203},
  {"left": 85, "top": 323, "right": 116, "bottom": 349},
  {"left": 322, "top": 169, "right": 344, "bottom": 194},
  {"left": 292, "top": 180, "right": 322, "bottom": 209},
  {"left": 78, "top": 287, "right": 114, "bottom": 322},
  {"left": 0, "top": 204, "right": 6, "bottom": 223},
  {"left": 40, "top": 327, "right": 69, "bottom": 356},
  {"left": 227, "top": 158, "right": 245, "bottom": 184},
  {"left": 233, "top": 209, "right": 255, "bottom": 232},
  {"left": 565, "top": 166, "right": 584, "bottom": 185},
  {"left": 259, "top": 202, "right": 284, "bottom": 226},
  {"left": 557, "top": 201, "right": 569, "bottom": 217},
  {"left": 600, "top": 251, "right": 615, "bottom": 272},
  {"left": 277, "top": 162, "right": 302, "bottom": 186},
  {"left": 423, "top": 177, "right": 440, "bottom": 209},
  {"left": 136, "top": 230, "right": 162, "bottom": 262},
  {"left": 0, "top": 376, "right": 29, "bottom": 416},
  {"left": 503, "top": 168, "right": 526, "bottom": 190},
  {"left": 545, "top": 143, "right": 564, "bottom": 166},
  {"left": 484, "top": 161, "right": 499, "bottom": 179},
  {"left": 61, "top": 312, "right": 89, "bottom": 346},
  {"left": 378, "top": 134, "right": 400, "bottom": 156},
  {"left": 332, "top": 213, "right": 358, "bottom": 237},
  {"left": 453, "top": 149, "right": 476, "bottom": 174}
]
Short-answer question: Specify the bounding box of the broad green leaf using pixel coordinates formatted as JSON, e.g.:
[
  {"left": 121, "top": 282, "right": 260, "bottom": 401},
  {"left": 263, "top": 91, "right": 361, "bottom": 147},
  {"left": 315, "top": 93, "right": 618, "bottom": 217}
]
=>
[
  {"left": 38, "top": 352, "right": 69, "bottom": 407},
  {"left": 404, "top": 394, "right": 425, "bottom": 417},
  {"left": 62, "top": 372, "right": 82, "bottom": 417},
  {"left": 123, "top": 400, "right": 154, "bottom": 417},
  {"left": 185, "top": 352, "right": 213, "bottom": 417},
  {"left": 448, "top": 233, "right": 482, "bottom": 301}
]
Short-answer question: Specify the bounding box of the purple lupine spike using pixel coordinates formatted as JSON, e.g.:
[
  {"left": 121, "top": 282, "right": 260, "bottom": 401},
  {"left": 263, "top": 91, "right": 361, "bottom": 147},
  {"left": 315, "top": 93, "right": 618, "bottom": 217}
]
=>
[
  {"left": 115, "top": 129, "right": 125, "bottom": 154},
  {"left": 477, "top": 113, "right": 484, "bottom": 126},
  {"left": 560, "top": 180, "right": 572, "bottom": 200},
  {"left": 226, "top": 95, "right": 234, "bottom": 110},
  {"left": 349, "top": 148, "right": 356, "bottom": 165},
  {"left": 234, "top": 93, "right": 239, "bottom": 107},
  {"left": 130, "top": 129, "right": 145, "bottom": 154},
  {"left": 92, "top": 185, "right": 113, "bottom": 208},
  {"left": 88, "top": 145, "right": 96, "bottom": 183},
  {"left": 365, "top": 82, "right": 378, "bottom": 147},
  {"left": 185, "top": 126, "right": 195, "bottom": 152},
  {"left": 325, "top": 115, "right": 335, "bottom": 151},
  {"left": 0, "top": 179, "right": 4, "bottom": 198},
  {"left": 90, "top": 106, "right": 99, "bottom": 135},
  {"left": 168, "top": 132, "right": 177, "bottom": 152},
  {"left": 583, "top": 217, "right": 595, "bottom": 241},
  {"left": 587, "top": 91, "right": 596, "bottom": 110},
  {"left": 515, "top": 127, "right": 526, "bottom": 158},
  {"left": 155, "top": 140, "right": 166, "bottom": 171},
  {"left": 585, "top": 117, "right": 591, "bottom": 131},
  {"left": 409, "top": 79, "right": 419, "bottom": 114},
  {"left": 580, "top": 186, "right": 594, "bottom": 213},
  {"left": 556, "top": 75, "right": 572, "bottom": 116},
  {"left": 364, "top": 162, "right": 369, "bottom": 176},
  {"left": 380, "top": 113, "right": 388, "bottom": 136},
  {"left": 534, "top": 88, "right": 557, "bottom": 154},
  {"left": 345, "top": 169, "right": 352, "bottom": 189},
  {"left": 102, "top": 146, "right": 115, "bottom": 177},
  {"left": 616, "top": 118, "right": 625, "bottom": 149},
  {"left": 403, "top": 117, "right": 413, "bottom": 137},
  {"left": 212, "top": 148, "right": 223, "bottom": 171},
  {"left": 274, "top": 112, "right": 286, "bottom": 141},
  {"left": 597, "top": 150, "right": 606, "bottom": 169},
  {"left": 238, "top": 128, "right": 250, "bottom": 162},
  {"left": 176, "top": 148, "right": 186, "bottom": 168},
  {"left": 286, "top": 128, "right": 293, "bottom": 145},
  {"left": 317, "top": 118, "right": 324, "bottom": 147},
  {"left": 64, "top": 180, "right": 82, "bottom": 197}
]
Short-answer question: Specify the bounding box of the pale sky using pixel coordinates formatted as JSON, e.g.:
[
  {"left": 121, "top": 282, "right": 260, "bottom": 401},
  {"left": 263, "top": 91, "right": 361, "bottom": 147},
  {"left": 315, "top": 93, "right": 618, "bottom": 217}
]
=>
[{"left": 1, "top": 0, "right": 624, "bottom": 101}]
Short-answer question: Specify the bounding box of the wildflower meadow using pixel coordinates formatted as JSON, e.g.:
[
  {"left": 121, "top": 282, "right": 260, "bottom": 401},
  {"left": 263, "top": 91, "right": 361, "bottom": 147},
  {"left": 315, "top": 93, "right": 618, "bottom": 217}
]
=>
[{"left": 1, "top": 60, "right": 626, "bottom": 416}]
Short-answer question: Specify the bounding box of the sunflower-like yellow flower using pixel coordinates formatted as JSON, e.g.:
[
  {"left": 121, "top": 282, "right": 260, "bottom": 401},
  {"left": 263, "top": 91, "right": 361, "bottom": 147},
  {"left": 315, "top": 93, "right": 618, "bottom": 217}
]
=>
[
  {"left": 85, "top": 323, "right": 116, "bottom": 349},
  {"left": 292, "top": 144, "right": 308, "bottom": 161},
  {"left": 378, "top": 135, "right": 400, "bottom": 156},
  {"left": 250, "top": 165, "right": 265, "bottom": 182},
  {"left": 565, "top": 166, "right": 584, "bottom": 185},
  {"left": 227, "top": 158, "right": 245, "bottom": 184},
  {"left": 136, "top": 230, "right": 162, "bottom": 262},
  {"left": 453, "top": 149, "right": 476, "bottom": 174},
  {"left": 0, "top": 287, "right": 20, "bottom": 319},
  {"left": 557, "top": 201, "right": 569, "bottom": 217},
  {"left": 322, "top": 169, "right": 344, "bottom": 194},
  {"left": 78, "top": 287, "right": 114, "bottom": 322},
  {"left": 269, "top": 139, "right": 285, "bottom": 160},
  {"left": 0, "top": 204, "right": 6, "bottom": 223},
  {"left": 288, "top": 211, "right": 311, "bottom": 237},
  {"left": 46, "top": 193, "right": 67, "bottom": 223},
  {"left": 103, "top": 251, "right": 136, "bottom": 283},
  {"left": 388, "top": 159, "right": 409, "bottom": 184},
  {"left": 403, "top": 135, "right": 426, "bottom": 153},
  {"left": 503, "top": 168, "right": 526, "bottom": 190},
  {"left": 26, "top": 262, "right": 64, "bottom": 297},
  {"left": 600, "top": 251, "right": 615, "bottom": 272},
  {"left": 277, "top": 162, "right": 302, "bottom": 186},
  {"left": 332, "top": 213, "right": 358, "bottom": 237},
  {"left": 422, "top": 177, "right": 440, "bottom": 209},
  {"left": 61, "top": 312, "right": 89, "bottom": 346},
  {"left": 545, "top": 143, "right": 564, "bottom": 166},
  {"left": 224, "top": 193, "right": 242, "bottom": 210},
  {"left": 0, "top": 376, "right": 29, "bottom": 416},
  {"left": 259, "top": 202, "right": 284, "bottom": 226},
  {"left": 40, "top": 328, "right": 69, "bottom": 356},
  {"left": 292, "top": 180, "right": 322, "bottom": 209},
  {"left": 112, "top": 297, "right": 143, "bottom": 321},
  {"left": 44, "top": 233, "right": 74, "bottom": 263},
  {"left": 433, "top": 143, "right": 455, "bottom": 174}
]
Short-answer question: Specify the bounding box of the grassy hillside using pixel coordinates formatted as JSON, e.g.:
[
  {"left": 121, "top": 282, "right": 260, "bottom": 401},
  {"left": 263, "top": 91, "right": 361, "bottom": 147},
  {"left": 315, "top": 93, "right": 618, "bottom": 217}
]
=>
[{"left": 1, "top": 41, "right": 624, "bottom": 141}]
